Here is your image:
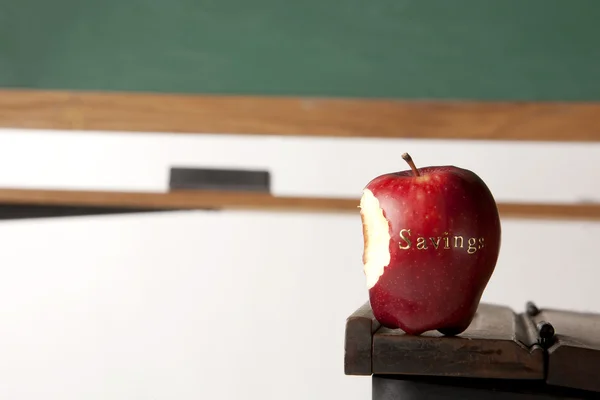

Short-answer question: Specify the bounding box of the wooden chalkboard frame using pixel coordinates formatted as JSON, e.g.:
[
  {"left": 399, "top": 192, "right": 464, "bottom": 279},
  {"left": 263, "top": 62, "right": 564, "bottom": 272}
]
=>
[
  {"left": 0, "top": 188, "right": 598, "bottom": 221},
  {"left": 0, "top": 89, "right": 599, "bottom": 142},
  {"left": 0, "top": 89, "right": 599, "bottom": 221}
]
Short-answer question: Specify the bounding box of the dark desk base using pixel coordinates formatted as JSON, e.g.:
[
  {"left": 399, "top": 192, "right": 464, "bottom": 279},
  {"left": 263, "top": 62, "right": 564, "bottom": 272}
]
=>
[{"left": 372, "top": 375, "right": 596, "bottom": 400}]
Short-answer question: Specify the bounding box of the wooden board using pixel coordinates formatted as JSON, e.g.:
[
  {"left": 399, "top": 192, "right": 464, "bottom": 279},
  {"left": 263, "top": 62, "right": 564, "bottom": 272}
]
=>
[
  {"left": 344, "top": 302, "right": 381, "bottom": 375},
  {"left": 344, "top": 301, "right": 545, "bottom": 379},
  {"left": 1, "top": 90, "right": 600, "bottom": 142},
  {"left": 1, "top": 1, "right": 600, "bottom": 101},
  {"left": 371, "top": 303, "right": 544, "bottom": 379},
  {"left": 345, "top": 301, "right": 600, "bottom": 393},
  {"left": 531, "top": 308, "right": 600, "bottom": 393},
  {"left": 0, "top": 188, "right": 598, "bottom": 221}
]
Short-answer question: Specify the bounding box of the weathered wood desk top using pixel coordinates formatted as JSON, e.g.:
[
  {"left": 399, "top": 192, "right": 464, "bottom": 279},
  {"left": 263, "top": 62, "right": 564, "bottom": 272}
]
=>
[{"left": 345, "top": 301, "right": 600, "bottom": 398}]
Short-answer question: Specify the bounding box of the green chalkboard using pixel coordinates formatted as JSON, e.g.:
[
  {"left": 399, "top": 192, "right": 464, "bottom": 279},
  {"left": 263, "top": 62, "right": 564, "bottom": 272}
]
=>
[{"left": 1, "top": 0, "right": 600, "bottom": 100}]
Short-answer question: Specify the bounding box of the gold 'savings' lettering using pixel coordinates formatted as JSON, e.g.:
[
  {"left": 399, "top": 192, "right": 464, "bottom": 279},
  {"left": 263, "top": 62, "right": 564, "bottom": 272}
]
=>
[{"left": 398, "top": 228, "right": 485, "bottom": 255}]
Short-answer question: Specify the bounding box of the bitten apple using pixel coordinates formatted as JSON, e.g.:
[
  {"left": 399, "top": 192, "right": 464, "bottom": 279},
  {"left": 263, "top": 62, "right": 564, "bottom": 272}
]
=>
[{"left": 359, "top": 153, "right": 501, "bottom": 336}]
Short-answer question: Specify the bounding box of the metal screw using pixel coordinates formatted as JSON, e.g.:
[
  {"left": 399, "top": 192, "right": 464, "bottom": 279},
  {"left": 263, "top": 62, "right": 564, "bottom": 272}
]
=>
[
  {"left": 537, "top": 321, "right": 555, "bottom": 348},
  {"left": 526, "top": 301, "right": 540, "bottom": 316}
]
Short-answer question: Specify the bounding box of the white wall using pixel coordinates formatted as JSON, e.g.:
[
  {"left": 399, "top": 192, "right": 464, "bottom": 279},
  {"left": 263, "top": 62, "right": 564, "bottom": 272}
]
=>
[{"left": 0, "top": 128, "right": 598, "bottom": 400}]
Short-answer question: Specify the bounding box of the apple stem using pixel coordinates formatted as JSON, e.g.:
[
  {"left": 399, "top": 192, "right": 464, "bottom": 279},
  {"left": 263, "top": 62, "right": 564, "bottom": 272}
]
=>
[{"left": 401, "top": 153, "right": 421, "bottom": 177}]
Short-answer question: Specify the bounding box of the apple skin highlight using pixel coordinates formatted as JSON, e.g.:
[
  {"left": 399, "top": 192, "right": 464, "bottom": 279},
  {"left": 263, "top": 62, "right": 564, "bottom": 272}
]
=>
[{"left": 360, "top": 163, "right": 501, "bottom": 336}]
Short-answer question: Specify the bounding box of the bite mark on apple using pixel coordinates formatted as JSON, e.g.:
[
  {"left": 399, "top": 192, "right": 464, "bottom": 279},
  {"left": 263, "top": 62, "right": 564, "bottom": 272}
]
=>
[{"left": 359, "top": 189, "right": 391, "bottom": 289}]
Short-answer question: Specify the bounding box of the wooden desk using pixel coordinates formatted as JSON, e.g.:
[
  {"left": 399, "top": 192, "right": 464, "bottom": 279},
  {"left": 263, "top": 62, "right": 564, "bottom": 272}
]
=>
[{"left": 344, "top": 301, "right": 600, "bottom": 399}]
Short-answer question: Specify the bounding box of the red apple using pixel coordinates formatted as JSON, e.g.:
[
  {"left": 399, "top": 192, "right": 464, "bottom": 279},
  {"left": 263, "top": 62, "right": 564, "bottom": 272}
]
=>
[{"left": 359, "top": 153, "right": 501, "bottom": 336}]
